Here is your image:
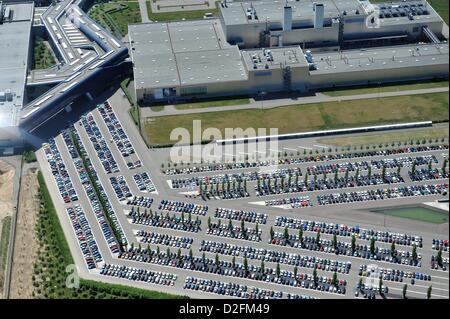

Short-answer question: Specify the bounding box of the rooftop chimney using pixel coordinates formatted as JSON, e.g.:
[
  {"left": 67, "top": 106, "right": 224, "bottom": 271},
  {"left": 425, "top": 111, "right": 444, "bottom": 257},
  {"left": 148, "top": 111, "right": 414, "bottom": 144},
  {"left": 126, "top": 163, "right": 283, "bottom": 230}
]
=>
[
  {"left": 283, "top": 3, "right": 293, "bottom": 31},
  {"left": 314, "top": 3, "right": 324, "bottom": 28}
]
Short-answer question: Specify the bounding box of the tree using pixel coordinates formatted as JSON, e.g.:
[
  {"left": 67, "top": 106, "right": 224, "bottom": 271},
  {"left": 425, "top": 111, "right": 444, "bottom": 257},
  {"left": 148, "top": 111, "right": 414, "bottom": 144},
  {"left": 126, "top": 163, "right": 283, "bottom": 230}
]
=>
[
  {"left": 316, "top": 229, "right": 321, "bottom": 244},
  {"left": 370, "top": 238, "right": 376, "bottom": 255},
  {"left": 368, "top": 166, "right": 372, "bottom": 179},
  {"left": 436, "top": 248, "right": 443, "bottom": 267},
  {"left": 397, "top": 165, "right": 401, "bottom": 176},
  {"left": 284, "top": 227, "right": 289, "bottom": 240},
  {"left": 189, "top": 248, "right": 193, "bottom": 261},
  {"left": 276, "top": 263, "right": 281, "bottom": 278},
  {"left": 228, "top": 219, "right": 233, "bottom": 230},
  {"left": 412, "top": 161, "right": 417, "bottom": 175},
  {"left": 260, "top": 260, "right": 265, "bottom": 274},
  {"left": 332, "top": 271, "right": 338, "bottom": 287},
  {"left": 293, "top": 266, "right": 298, "bottom": 278},
  {"left": 255, "top": 222, "right": 259, "bottom": 234},
  {"left": 298, "top": 228, "right": 303, "bottom": 244},
  {"left": 412, "top": 244, "right": 417, "bottom": 261},
  {"left": 313, "top": 266, "right": 318, "bottom": 285},
  {"left": 428, "top": 160, "right": 432, "bottom": 171},
  {"left": 443, "top": 159, "right": 448, "bottom": 175},
  {"left": 232, "top": 256, "right": 236, "bottom": 269},
  {"left": 351, "top": 234, "right": 356, "bottom": 252},
  {"left": 207, "top": 216, "right": 211, "bottom": 228},
  {"left": 215, "top": 253, "right": 220, "bottom": 266},
  {"left": 402, "top": 284, "right": 407, "bottom": 299},
  {"left": 381, "top": 165, "right": 387, "bottom": 182},
  {"left": 391, "top": 241, "right": 396, "bottom": 256},
  {"left": 379, "top": 278, "right": 383, "bottom": 294},
  {"left": 243, "top": 256, "right": 248, "bottom": 274},
  {"left": 270, "top": 226, "right": 274, "bottom": 240},
  {"left": 345, "top": 168, "right": 349, "bottom": 182},
  {"left": 427, "top": 285, "right": 432, "bottom": 299},
  {"left": 332, "top": 233, "right": 338, "bottom": 249},
  {"left": 202, "top": 252, "right": 206, "bottom": 264}
]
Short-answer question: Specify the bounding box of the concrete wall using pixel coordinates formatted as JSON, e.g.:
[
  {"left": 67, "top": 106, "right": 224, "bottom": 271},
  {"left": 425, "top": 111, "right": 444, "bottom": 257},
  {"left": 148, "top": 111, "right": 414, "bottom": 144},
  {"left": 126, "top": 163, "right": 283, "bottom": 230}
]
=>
[{"left": 308, "top": 63, "right": 449, "bottom": 89}]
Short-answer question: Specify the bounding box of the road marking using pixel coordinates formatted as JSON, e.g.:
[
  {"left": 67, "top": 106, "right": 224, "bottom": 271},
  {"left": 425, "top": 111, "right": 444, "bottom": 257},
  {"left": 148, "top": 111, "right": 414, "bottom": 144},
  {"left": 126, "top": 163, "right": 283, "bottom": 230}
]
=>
[
  {"left": 298, "top": 146, "right": 313, "bottom": 150},
  {"left": 283, "top": 147, "right": 297, "bottom": 151},
  {"left": 313, "top": 144, "right": 328, "bottom": 149}
]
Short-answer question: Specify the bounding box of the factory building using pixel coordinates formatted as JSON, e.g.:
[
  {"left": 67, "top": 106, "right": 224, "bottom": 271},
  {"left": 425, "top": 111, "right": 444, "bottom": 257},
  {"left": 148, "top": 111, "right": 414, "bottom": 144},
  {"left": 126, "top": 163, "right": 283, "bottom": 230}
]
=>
[{"left": 130, "top": 0, "right": 448, "bottom": 104}]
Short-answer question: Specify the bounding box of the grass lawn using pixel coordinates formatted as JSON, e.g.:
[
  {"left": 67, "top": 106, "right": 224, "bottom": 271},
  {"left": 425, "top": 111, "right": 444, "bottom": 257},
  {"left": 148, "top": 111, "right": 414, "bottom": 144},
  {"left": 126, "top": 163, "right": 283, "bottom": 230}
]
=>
[
  {"left": 33, "top": 37, "right": 55, "bottom": 70},
  {"left": 88, "top": 1, "right": 141, "bottom": 37},
  {"left": 372, "top": 207, "right": 449, "bottom": 224},
  {"left": 147, "top": 1, "right": 219, "bottom": 22},
  {"left": 143, "top": 92, "right": 449, "bottom": 145},
  {"left": 0, "top": 216, "right": 12, "bottom": 291},
  {"left": 174, "top": 97, "right": 250, "bottom": 110},
  {"left": 318, "top": 127, "right": 449, "bottom": 147},
  {"left": 34, "top": 170, "right": 185, "bottom": 299},
  {"left": 322, "top": 80, "right": 449, "bottom": 97}
]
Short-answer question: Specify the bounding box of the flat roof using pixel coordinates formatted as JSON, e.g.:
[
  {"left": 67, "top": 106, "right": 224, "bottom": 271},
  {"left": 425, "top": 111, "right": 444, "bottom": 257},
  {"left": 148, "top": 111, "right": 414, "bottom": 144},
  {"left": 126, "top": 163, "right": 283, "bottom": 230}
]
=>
[
  {"left": 311, "top": 43, "right": 449, "bottom": 74},
  {"left": 130, "top": 19, "right": 248, "bottom": 90},
  {"left": 241, "top": 46, "right": 309, "bottom": 71},
  {"left": 0, "top": 2, "right": 33, "bottom": 127},
  {"left": 220, "top": 0, "right": 363, "bottom": 26}
]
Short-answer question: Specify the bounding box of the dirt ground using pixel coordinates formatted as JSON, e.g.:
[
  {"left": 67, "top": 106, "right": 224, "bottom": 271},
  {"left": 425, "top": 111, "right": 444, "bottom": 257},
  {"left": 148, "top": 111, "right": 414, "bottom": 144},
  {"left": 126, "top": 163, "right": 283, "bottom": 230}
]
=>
[{"left": 9, "top": 168, "right": 40, "bottom": 299}]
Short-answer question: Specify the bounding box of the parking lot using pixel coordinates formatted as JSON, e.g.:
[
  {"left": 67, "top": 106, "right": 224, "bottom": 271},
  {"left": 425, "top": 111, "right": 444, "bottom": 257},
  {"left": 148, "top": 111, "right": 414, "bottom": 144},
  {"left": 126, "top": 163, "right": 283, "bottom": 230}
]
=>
[{"left": 35, "top": 91, "right": 449, "bottom": 299}]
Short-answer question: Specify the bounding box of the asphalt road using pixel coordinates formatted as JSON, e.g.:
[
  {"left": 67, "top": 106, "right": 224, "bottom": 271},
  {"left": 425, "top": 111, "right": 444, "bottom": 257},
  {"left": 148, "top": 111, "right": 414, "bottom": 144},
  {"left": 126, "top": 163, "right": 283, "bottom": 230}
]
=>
[
  {"left": 141, "top": 87, "right": 449, "bottom": 117},
  {"left": 34, "top": 89, "right": 449, "bottom": 299}
]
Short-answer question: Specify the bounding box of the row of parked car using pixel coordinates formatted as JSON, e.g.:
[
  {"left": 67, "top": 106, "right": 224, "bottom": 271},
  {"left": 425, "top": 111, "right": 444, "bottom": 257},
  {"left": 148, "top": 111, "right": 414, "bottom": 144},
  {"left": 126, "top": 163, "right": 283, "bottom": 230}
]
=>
[
  {"left": 206, "top": 222, "right": 262, "bottom": 242},
  {"left": 128, "top": 209, "right": 202, "bottom": 233},
  {"left": 305, "top": 154, "right": 437, "bottom": 175},
  {"left": 99, "top": 264, "right": 177, "bottom": 286},
  {"left": 431, "top": 255, "right": 449, "bottom": 271},
  {"left": 67, "top": 205, "right": 102, "bottom": 269},
  {"left": 255, "top": 172, "right": 403, "bottom": 197},
  {"left": 158, "top": 200, "right": 208, "bottom": 216},
  {"left": 163, "top": 145, "right": 448, "bottom": 175},
  {"left": 170, "top": 168, "right": 302, "bottom": 189},
  {"left": 409, "top": 168, "right": 449, "bottom": 182},
  {"left": 98, "top": 102, "right": 136, "bottom": 159},
  {"left": 118, "top": 246, "right": 347, "bottom": 295},
  {"left": 133, "top": 172, "right": 156, "bottom": 193},
  {"left": 43, "top": 139, "right": 78, "bottom": 203},
  {"left": 214, "top": 208, "right": 268, "bottom": 224},
  {"left": 265, "top": 196, "right": 312, "bottom": 208},
  {"left": 270, "top": 231, "right": 422, "bottom": 266},
  {"left": 126, "top": 196, "right": 153, "bottom": 208},
  {"left": 80, "top": 113, "right": 119, "bottom": 174},
  {"left": 359, "top": 265, "right": 431, "bottom": 284},
  {"left": 317, "top": 183, "right": 448, "bottom": 206},
  {"left": 72, "top": 158, "right": 121, "bottom": 254},
  {"left": 110, "top": 175, "right": 132, "bottom": 201},
  {"left": 432, "top": 238, "right": 449, "bottom": 252},
  {"left": 70, "top": 128, "right": 128, "bottom": 245},
  {"left": 274, "top": 216, "right": 423, "bottom": 247},
  {"left": 199, "top": 240, "right": 351, "bottom": 274},
  {"left": 136, "top": 229, "right": 193, "bottom": 249},
  {"left": 184, "top": 277, "right": 288, "bottom": 299},
  {"left": 62, "top": 130, "right": 78, "bottom": 159}
]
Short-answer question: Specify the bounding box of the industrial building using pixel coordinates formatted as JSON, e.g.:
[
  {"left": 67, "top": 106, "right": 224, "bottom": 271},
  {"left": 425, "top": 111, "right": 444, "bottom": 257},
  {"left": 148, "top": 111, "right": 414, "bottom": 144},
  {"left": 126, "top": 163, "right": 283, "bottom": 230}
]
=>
[
  {"left": 129, "top": 0, "right": 449, "bottom": 103},
  {"left": 0, "top": 0, "right": 130, "bottom": 154}
]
